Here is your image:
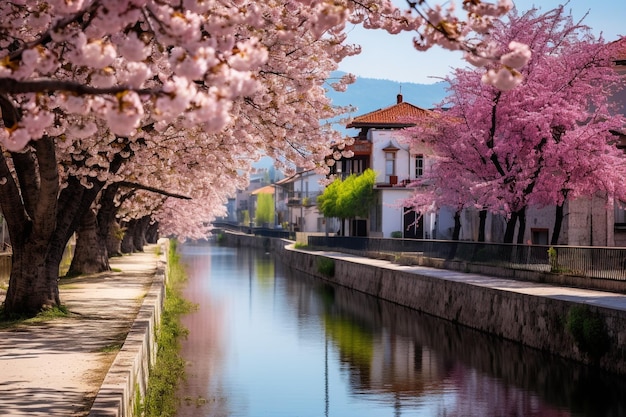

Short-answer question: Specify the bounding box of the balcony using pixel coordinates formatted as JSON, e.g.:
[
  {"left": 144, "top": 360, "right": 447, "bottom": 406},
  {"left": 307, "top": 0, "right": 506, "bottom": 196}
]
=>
[
  {"left": 375, "top": 177, "right": 416, "bottom": 189},
  {"left": 286, "top": 192, "right": 320, "bottom": 207}
]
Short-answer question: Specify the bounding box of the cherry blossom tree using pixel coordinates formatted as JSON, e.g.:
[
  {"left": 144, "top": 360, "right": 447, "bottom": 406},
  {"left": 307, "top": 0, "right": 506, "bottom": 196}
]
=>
[
  {"left": 402, "top": 5, "right": 626, "bottom": 244},
  {"left": 0, "top": 0, "right": 522, "bottom": 316}
]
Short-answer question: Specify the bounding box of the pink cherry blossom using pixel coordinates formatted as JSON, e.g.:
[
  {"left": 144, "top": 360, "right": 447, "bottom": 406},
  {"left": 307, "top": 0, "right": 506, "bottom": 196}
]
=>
[
  {"left": 402, "top": 5, "right": 625, "bottom": 244},
  {"left": 0, "top": 0, "right": 528, "bottom": 315}
]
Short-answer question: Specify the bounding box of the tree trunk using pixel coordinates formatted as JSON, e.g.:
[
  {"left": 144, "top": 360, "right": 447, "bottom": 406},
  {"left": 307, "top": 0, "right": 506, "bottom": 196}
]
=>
[
  {"left": 478, "top": 210, "right": 487, "bottom": 242},
  {"left": 107, "top": 220, "right": 124, "bottom": 257},
  {"left": 516, "top": 208, "right": 526, "bottom": 245},
  {"left": 452, "top": 210, "right": 462, "bottom": 241},
  {"left": 97, "top": 184, "right": 124, "bottom": 257},
  {"left": 0, "top": 135, "right": 132, "bottom": 317},
  {"left": 121, "top": 220, "right": 137, "bottom": 254},
  {"left": 551, "top": 203, "right": 564, "bottom": 245},
  {"left": 3, "top": 172, "right": 109, "bottom": 316},
  {"left": 132, "top": 216, "right": 150, "bottom": 251},
  {"left": 503, "top": 211, "right": 518, "bottom": 244},
  {"left": 3, "top": 242, "right": 61, "bottom": 317},
  {"left": 66, "top": 209, "right": 110, "bottom": 276},
  {"left": 146, "top": 221, "right": 159, "bottom": 244}
]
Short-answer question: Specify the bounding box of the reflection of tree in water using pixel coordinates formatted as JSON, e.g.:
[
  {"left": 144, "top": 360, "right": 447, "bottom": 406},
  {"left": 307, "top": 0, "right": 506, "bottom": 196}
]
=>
[
  {"left": 254, "top": 255, "right": 275, "bottom": 288},
  {"left": 323, "top": 314, "right": 374, "bottom": 369},
  {"left": 316, "top": 280, "right": 626, "bottom": 417}
]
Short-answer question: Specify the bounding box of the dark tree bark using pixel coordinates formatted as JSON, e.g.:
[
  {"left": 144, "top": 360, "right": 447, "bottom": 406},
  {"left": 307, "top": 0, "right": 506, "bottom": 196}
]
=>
[
  {"left": 107, "top": 220, "right": 124, "bottom": 257},
  {"left": 101, "top": 185, "right": 182, "bottom": 256},
  {"left": 120, "top": 219, "right": 137, "bottom": 254},
  {"left": 66, "top": 209, "right": 110, "bottom": 276},
  {"left": 132, "top": 216, "right": 151, "bottom": 251},
  {"left": 0, "top": 138, "right": 104, "bottom": 316},
  {"left": 516, "top": 208, "right": 527, "bottom": 245},
  {"left": 503, "top": 211, "right": 519, "bottom": 244},
  {"left": 0, "top": 134, "right": 132, "bottom": 317},
  {"left": 551, "top": 203, "right": 564, "bottom": 245},
  {"left": 97, "top": 184, "right": 131, "bottom": 260},
  {"left": 146, "top": 221, "right": 159, "bottom": 244},
  {"left": 478, "top": 210, "right": 487, "bottom": 242},
  {"left": 503, "top": 208, "right": 527, "bottom": 244},
  {"left": 452, "top": 210, "right": 462, "bottom": 241}
]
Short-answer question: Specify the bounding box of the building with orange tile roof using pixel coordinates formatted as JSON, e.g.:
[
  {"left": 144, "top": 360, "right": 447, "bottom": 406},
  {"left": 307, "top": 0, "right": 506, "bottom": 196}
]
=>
[{"left": 332, "top": 94, "right": 457, "bottom": 239}]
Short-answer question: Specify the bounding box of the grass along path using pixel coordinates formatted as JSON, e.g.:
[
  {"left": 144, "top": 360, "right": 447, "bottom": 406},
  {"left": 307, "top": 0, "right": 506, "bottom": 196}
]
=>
[{"left": 141, "top": 241, "right": 197, "bottom": 417}]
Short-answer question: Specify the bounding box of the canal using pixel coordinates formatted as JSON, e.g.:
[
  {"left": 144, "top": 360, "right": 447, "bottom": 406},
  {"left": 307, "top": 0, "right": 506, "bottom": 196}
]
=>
[{"left": 175, "top": 243, "right": 626, "bottom": 417}]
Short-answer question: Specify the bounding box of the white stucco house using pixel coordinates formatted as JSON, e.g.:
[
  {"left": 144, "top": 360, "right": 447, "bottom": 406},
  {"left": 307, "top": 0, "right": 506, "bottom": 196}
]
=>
[
  {"left": 333, "top": 93, "right": 455, "bottom": 239},
  {"left": 275, "top": 169, "right": 339, "bottom": 233}
]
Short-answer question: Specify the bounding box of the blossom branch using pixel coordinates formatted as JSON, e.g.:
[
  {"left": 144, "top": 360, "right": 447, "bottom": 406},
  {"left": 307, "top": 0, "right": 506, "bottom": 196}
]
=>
[
  {"left": 0, "top": 78, "right": 158, "bottom": 96},
  {"left": 117, "top": 181, "right": 192, "bottom": 200}
]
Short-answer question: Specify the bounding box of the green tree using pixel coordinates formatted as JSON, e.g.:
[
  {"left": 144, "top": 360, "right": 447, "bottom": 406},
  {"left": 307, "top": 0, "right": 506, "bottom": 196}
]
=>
[
  {"left": 318, "top": 178, "right": 341, "bottom": 218},
  {"left": 255, "top": 193, "right": 275, "bottom": 226},
  {"left": 339, "top": 169, "right": 376, "bottom": 218},
  {"left": 318, "top": 169, "right": 376, "bottom": 234}
]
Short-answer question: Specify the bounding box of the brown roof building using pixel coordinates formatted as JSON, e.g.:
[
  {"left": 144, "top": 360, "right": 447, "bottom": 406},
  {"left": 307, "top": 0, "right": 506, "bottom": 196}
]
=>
[{"left": 347, "top": 94, "right": 431, "bottom": 130}]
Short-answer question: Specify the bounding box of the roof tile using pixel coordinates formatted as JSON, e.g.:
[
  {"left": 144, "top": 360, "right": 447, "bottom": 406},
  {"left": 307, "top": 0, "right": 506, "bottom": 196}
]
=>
[{"left": 347, "top": 101, "right": 431, "bottom": 128}]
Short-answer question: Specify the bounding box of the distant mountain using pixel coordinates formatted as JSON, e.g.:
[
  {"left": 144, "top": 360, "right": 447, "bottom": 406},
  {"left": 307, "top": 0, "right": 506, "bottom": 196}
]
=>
[
  {"left": 328, "top": 72, "right": 447, "bottom": 112},
  {"left": 326, "top": 71, "right": 448, "bottom": 135}
]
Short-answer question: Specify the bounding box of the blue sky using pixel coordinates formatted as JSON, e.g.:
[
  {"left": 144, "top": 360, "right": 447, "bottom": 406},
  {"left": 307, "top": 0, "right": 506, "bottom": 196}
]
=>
[{"left": 339, "top": 0, "right": 626, "bottom": 84}]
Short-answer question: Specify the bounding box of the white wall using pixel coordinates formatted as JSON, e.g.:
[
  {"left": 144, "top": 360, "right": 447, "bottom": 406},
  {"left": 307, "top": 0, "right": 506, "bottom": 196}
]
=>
[
  {"left": 370, "top": 128, "right": 447, "bottom": 239},
  {"left": 380, "top": 188, "right": 412, "bottom": 237},
  {"left": 369, "top": 130, "right": 412, "bottom": 183},
  {"left": 293, "top": 171, "right": 324, "bottom": 194}
]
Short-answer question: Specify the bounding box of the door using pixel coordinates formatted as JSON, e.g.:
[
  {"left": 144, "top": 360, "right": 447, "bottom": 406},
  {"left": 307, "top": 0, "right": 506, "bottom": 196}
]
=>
[{"left": 404, "top": 209, "right": 423, "bottom": 239}]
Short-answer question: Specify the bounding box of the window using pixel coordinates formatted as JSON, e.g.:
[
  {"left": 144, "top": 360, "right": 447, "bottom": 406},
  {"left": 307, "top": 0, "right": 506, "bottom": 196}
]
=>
[
  {"left": 340, "top": 157, "right": 368, "bottom": 177},
  {"left": 415, "top": 154, "right": 424, "bottom": 177},
  {"left": 385, "top": 152, "right": 396, "bottom": 183}
]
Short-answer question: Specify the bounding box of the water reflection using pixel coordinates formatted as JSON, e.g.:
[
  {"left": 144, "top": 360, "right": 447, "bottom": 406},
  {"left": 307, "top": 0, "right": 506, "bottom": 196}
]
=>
[{"left": 176, "top": 243, "right": 626, "bottom": 417}]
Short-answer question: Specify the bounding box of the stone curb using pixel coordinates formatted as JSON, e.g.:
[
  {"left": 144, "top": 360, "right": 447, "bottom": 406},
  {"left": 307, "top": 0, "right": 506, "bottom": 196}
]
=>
[{"left": 87, "top": 240, "right": 168, "bottom": 417}]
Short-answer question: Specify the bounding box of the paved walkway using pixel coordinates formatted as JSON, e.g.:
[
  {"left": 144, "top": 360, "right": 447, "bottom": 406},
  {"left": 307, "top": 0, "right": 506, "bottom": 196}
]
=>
[
  {"left": 0, "top": 246, "right": 160, "bottom": 417},
  {"left": 324, "top": 250, "right": 626, "bottom": 311}
]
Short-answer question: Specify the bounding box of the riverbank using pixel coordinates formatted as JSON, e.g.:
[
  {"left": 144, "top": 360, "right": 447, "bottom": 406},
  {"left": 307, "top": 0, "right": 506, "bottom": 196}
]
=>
[
  {"left": 0, "top": 242, "right": 166, "bottom": 416},
  {"left": 222, "top": 231, "right": 626, "bottom": 376}
]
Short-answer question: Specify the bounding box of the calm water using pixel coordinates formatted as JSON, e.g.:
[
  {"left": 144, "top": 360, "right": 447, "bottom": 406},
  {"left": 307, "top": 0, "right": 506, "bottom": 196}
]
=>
[{"left": 175, "top": 243, "right": 626, "bottom": 417}]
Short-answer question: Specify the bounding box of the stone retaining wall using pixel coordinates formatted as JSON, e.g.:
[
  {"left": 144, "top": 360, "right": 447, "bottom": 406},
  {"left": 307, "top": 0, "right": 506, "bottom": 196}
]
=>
[{"left": 222, "top": 232, "right": 626, "bottom": 375}]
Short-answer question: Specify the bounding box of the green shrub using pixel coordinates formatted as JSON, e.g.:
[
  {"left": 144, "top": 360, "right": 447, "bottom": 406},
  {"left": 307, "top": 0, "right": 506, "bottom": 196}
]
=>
[
  {"left": 317, "top": 257, "right": 335, "bottom": 277},
  {"left": 390, "top": 231, "right": 402, "bottom": 238},
  {"left": 548, "top": 247, "right": 558, "bottom": 272},
  {"left": 566, "top": 305, "right": 610, "bottom": 360}
]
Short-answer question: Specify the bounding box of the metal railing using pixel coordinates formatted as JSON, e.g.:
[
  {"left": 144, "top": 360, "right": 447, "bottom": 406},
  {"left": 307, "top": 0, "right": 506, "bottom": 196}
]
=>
[
  {"left": 213, "top": 221, "right": 295, "bottom": 240},
  {"left": 307, "top": 236, "right": 626, "bottom": 281}
]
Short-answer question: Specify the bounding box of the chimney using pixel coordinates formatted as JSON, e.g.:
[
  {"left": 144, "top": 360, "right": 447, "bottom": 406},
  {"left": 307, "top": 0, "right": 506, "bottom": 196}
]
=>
[{"left": 397, "top": 93, "right": 403, "bottom": 104}]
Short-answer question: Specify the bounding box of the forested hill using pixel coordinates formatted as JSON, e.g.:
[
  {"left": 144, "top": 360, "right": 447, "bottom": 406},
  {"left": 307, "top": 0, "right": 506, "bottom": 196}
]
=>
[{"left": 327, "top": 71, "right": 448, "bottom": 117}]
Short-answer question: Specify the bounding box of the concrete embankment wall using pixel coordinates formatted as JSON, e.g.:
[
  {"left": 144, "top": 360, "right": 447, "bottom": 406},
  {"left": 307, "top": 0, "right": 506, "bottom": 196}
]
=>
[
  {"left": 222, "top": 232, "right": 626, "bottom": 375},
  {"left": 88, "top": 240, "right": 168, "bottom": 417}
]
